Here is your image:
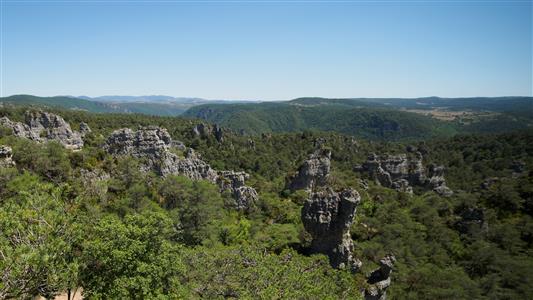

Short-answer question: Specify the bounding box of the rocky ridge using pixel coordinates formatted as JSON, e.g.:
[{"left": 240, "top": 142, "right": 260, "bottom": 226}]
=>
[
  {"left": 0, "top": 111, "right": 84, "bottom": 150},
  {"left": 356, "top": 152, "right": 453, "bottom": 196},
  {"left": 104, "top": 126, "right": 257, "bottom": 210}
]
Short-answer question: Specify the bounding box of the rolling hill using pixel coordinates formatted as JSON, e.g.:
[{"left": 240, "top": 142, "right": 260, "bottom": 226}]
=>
[{"left": 183, "top": 97, "right": 533, "bottom": 140}]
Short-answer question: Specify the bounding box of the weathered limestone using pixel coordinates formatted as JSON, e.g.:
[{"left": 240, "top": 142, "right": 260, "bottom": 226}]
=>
[
  {"left": 364, "top": 255, "right": 396, "bottom": 300},
  {"left": 192, "top": 123, "right": 224, "bottom": 142},
  {"left": 0, "top": 145, "right": 15, "bottom": 168},
  {"left": 288, "top": 149, "right": 331, "bottom": 192},
  {"left": 0, "top": 111, "right": 84, "bottom": 150},
  {"left": 79, "top": 122, "right": 92, "bottom": 136},
  {"left": 104, "top": 126, "right": 257, "bottom": 210},
  {"left": 427, "top": 164, "right": 453, "bottom": 196},
  {"left": 301, "top": 187, "right": 362, "bottom": 270},
  {"left": 217, "top": 171, "right": 259, "bottom": 210},
  {"left": 356, "top": 152, "right": 452, "bottom": 196}
]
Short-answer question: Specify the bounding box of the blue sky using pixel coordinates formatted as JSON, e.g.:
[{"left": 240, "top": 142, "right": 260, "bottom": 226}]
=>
[{"left": 1, "top": 0, "right": 531, "bottom": 100}]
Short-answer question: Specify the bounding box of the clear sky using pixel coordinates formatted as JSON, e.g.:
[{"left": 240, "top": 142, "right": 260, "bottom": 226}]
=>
[{"left": 1, "top": 0, "right": 531, "bottom": 100}]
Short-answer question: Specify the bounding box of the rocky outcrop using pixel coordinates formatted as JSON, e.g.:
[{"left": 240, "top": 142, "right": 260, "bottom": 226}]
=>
[
  {"left": 192, "top": 123, "right": 224, "bottom": 142},
  {"left": 288, "top": 149, "right": 331, "bottom": 192},
  {"left": 0, "top": 145, "right": 15, "bottom": 168},
  {"left": 167, "top": 148, "right": 219, "bottom": 181},
  {"left": 104, "top": 126, "right": 175, "bottom": 174},
  {"left": 79, "top": 122, "right": 91, "bottom": 136},
  {"left": 105, "top": 126, "right": 257, "bottom": 210},
  {"left": 365, "top": 255, "right": 396, "bottom": 300},
  {"left": 217, "top": 171, "right": 259, "bottom": 210},
  {"left": 301, "top": 188, "right": 362, "bottom": 270},
  {"left": 426, "top": 164, "right": 453, "bottom": 196},
  {"left": 356, "top": 152, "right": 452, "bottom": 196},
  {"left": 0, "top": 111, "right": 84, "bottom": 150}
]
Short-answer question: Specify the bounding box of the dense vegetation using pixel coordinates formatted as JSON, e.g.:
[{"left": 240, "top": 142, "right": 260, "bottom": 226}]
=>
[
  {"left": 183, "top": 97, "right": 533, "bottom": 140},
  {"left": 1, "top": 106, "right": 532, "bottom": 299},
  {"left": 184, "top": 102, "right": 456, "bottom": 140}
]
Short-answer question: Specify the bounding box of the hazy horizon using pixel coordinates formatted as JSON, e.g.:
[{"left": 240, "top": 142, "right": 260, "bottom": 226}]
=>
[
  {"left": 2, "top": 94, "right": 533, "bottom": 103},
  {"left": 2, "top": 1, "right": 532, "bottom": 100}
]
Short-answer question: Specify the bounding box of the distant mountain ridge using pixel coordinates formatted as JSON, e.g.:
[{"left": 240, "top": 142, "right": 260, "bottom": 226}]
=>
[
  {"left": 77, "top": 95, "right": 208, "bottom": 104},
  {"left": 0, "top": 94, "right": 249, "bottom": 116},
  {"left": 0, "top": 95, "right": 123, "bottom": 113}
]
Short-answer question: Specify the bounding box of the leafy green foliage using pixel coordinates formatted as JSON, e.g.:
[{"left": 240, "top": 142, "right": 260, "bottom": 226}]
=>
[
  {"left": 81, "top": 211, "right": 187, "bottom": 299},
  {"left": 181, "top": 246, "right": 363, "bottom": 299},
  {"left": 0, "top": 174, "right": 82, "bottom": 299}
]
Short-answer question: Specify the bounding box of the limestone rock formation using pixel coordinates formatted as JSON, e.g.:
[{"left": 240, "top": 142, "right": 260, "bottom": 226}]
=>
[
  {"left": 192, "top": 123, "right": 209, "bottom": 137},
  {"left": 213, "top": 124, "right": 224, "bottom": 143},
  {"left": 105, "top": 126, "right": 257, "bottom": 210},
  {"left": 167, "top": 148, "right": 219, "bottom": 181},
  {"left": 192, "top": 123, "right": 224, "bottom": 142},
  {"left": 217, "top": 171, "right": 259, "bottom": 210},
  {"left": 79, "top": 122, "right": 92, "bottom": 136},
  {"left": 288, "top": 149, "right": 331, "bottom": 192},
  {"left": 356, "top": 152, "right": 452, "bottom": 196},
  {"left": 0, "top": 145, "right": 15, "bottom": 168},
  {"left": 365, "top": 255, "right": 396, "bottom": 300},
  {"left": 427, "top": 164, "right": 453, "bottom": 196},
  {"left": 301, "top": 187, "right": 362, "bottom": 270},
  {"left": 0, "top": 111, "right": 84, "bottom": 150}
]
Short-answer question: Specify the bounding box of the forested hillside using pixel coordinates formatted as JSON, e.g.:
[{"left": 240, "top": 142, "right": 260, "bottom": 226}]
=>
[
  {"left": 183, "top": 97, "right": 533, "bottom": 140},
  {"left": 0, "top": 106, "right": 532, "bottom": 299},
  {"left": 184, "top": 102, "right": 456, "bottom": 140}
]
